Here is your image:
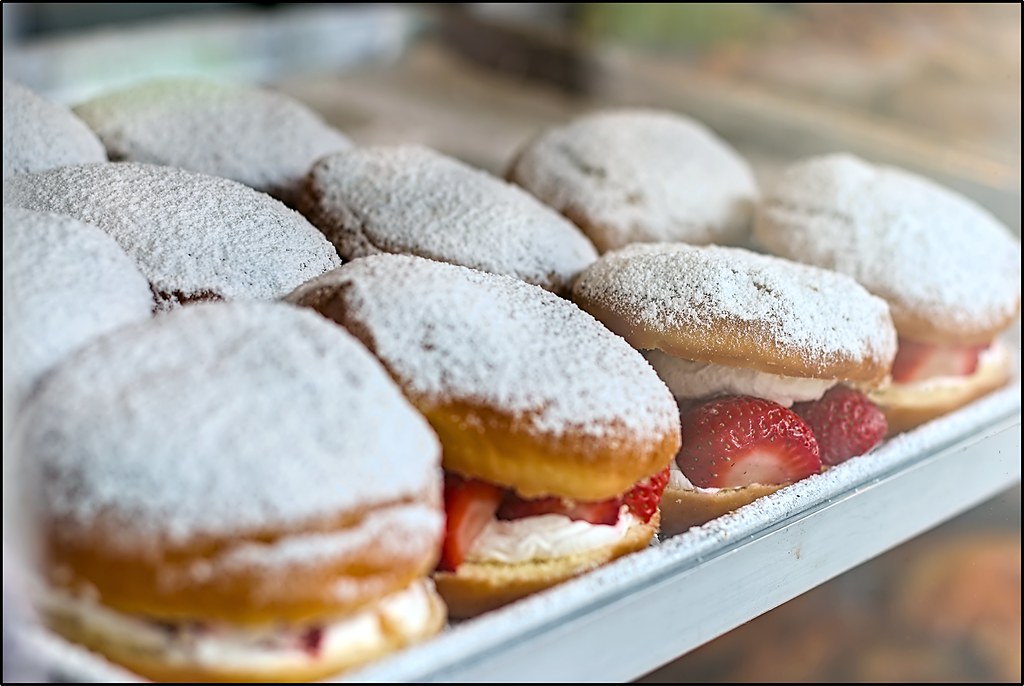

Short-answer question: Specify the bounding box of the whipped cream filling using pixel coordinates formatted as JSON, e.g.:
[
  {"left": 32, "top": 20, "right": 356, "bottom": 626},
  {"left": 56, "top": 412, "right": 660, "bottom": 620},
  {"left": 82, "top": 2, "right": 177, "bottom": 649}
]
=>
[
  {"left": 41, "top": 579, "right": 436, "bottom": 671},
  {"left": 466, "top": 506, "right": 638, "bottom": 564},
  {"left": 644, "top": 350, "right": 836, "bottom": 407},
  {"left": 890, "top": 340, "right": 1008, "bottom": 392},
  {"left": 667, "top": 463, "right": 720, "bottom": 494}
]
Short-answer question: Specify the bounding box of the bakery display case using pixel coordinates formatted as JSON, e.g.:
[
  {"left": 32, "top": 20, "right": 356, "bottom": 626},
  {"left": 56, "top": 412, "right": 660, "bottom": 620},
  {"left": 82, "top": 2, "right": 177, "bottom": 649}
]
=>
[{"left": 3, "top": 4, "right": 1020, "bottom": 683}]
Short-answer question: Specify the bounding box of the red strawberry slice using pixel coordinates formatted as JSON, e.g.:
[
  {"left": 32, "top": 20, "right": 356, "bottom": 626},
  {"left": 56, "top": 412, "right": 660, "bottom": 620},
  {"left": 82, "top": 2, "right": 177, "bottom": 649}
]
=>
[
  {"left": 891, "top": 338, "right": 984, "bottom": 384},
  {"left": 622, "top": 467, "right": 670, "bottom": 523},
  {"left": 497, "top": 493, "right": 621, "bottom": 525},
  {"left": 793, "top": 386, "right": 887, "bottom": 466},
  {"left": 439, "top": 474, "right": 503, "bottom": 571},
  {"left": 678, "top": 396, "right": 821, "bottom": 488}
]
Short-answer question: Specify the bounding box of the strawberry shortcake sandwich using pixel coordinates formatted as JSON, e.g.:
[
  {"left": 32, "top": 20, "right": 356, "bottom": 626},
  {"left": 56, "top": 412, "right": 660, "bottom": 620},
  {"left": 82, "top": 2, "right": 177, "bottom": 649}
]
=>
[
  {"left": 17, "top": 302, "right": 446, "bottom": 681},
  {"left": 755, "top": 154, "right": 1020, "bottom": 433},
  {"left": 288, "top": 254, "right": 680, "bottom": 617},
  {"left": 572, "top": 243, "right": 898, "bottom": 534}
]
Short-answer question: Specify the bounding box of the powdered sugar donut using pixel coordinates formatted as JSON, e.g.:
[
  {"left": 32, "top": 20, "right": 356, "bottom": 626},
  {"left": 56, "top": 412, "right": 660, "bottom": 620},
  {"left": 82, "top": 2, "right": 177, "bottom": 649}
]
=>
[
  {"left": 2, "top": 80, "right": 106, "bottom": 180},
  {"left": 3, "top": 163, "right": 341, "bottom": 309},
  {"left": 573, "top": 243, "right": 897, "bottom": 534},
  {"left": 3, "top": 207, "right": 153, "bottom": 406},
  {"left": 298, "top": 145, "right": 598, "bottom": 296},
  {"left": 755, "top": 154, "right": 1019, "bottom": 431},
  {"left": 74, "top": 78, "right": 351, "bottom": 206},
  {"left": 288, "top": 255, "right": 679, "bottom": 616},
  {"left": 508, "top": 109, "right": 759, "bottom": 252},
  {"left": 18, "top": 302, "right": 444, "bottom": 681},
  {"left": 573, "top": 243, "right": 897, "bottom": 386}
]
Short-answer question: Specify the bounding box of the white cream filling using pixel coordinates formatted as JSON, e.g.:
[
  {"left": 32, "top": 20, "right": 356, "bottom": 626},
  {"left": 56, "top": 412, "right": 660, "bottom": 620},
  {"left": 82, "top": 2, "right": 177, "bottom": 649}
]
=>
[
  {"left": 644, "top": 350, "right": 836, "bottom": 407},
  {"left": 41, "top": 579, "right": 435, "bottom": 671},
  {"left": 466, "top": 506, "right": 638, "bottom": 564},
  {"left": 667, "top": 463, "right": 721, "bottom": 494}
]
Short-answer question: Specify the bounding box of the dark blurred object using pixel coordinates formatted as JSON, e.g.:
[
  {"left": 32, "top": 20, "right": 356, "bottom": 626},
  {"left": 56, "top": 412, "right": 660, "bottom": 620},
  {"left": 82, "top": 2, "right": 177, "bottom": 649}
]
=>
[
  {"left": 2, "top": 3, "right": 292, "bottom": 40},
  {"left": 640, "top": 487, "right": 1022, "bottom": 683},
  {"left": 437, "top": 4, "right": 598, "bottom": 94}
]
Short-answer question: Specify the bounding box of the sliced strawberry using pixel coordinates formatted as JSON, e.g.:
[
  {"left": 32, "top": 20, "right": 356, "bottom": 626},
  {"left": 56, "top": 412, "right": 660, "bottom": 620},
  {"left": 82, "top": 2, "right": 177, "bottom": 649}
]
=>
[
  {"left": 793, "top": 386, "right": 887, "bottom": 466},
  {"left": 622, "top": 467, "right": 670, "bottom": 523},
  {"left": 439, "top": 474, "right": 503, "bottom": 572},
  {"left": 891, "top": 338, "right": 985, "bottom": 384},
  {"left": 678, "top": 396, "right": 821, "bottom": 488},
  {"left": 497, "top": 493, "right": 621, "bottom": 525}
]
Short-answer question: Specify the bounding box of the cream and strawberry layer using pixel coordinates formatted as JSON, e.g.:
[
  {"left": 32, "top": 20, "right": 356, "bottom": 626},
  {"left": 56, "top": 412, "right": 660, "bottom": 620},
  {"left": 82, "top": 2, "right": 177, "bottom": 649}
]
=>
[
  {"left": 467, "top": 506, "right": 638, "bottom": 564},
  {"left": 41, "top": 579, "right": 437, "bottom": 672},
  {"left": 872, "top": 339, "right": 1008, "bottom": 404},
  {"left": 441, "top": 471, "right": 664, "bottom": 572},
  {"left": 643, "top": 350, "right": 835, "bottom": 408}
]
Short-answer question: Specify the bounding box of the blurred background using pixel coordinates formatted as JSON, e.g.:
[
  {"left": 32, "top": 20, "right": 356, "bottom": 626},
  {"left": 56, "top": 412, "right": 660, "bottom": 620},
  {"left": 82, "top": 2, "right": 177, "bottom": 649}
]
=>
[{"left": 3, "top": 4, "right": 1020, "bottom": 683}]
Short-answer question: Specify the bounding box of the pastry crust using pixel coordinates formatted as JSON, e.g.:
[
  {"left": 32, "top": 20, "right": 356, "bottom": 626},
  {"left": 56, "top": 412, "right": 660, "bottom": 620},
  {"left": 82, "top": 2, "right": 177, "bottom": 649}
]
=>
[
  {"left": 73, "top": 78, "right": 351, "bottom": 207},
  {"left": 298, "top": 145, "right": 597, "bottom": 296},
  {"left": 46, "top": 501, "right": 442, "bottom": 625},
  {"left": 870, "top": 344, "right": 1012, "bottom": 434},
  {"left": 289, "top": 255, "right": 681, "bottom": 501},
  {"left": 434, "top": 513, "right": 658, "bottom": 618},
  {"left": 20, "top": 302, "right": 444, "bottom": 626},
  {"left": 507, "top": 108, "right": 758, "bottom": 252},
  {"left": 659, "top": 484, "right": 783, "bottom": 536},
  {"left": 3, "top": 162, "right": 340, "bottom": 309},
  {"left": 755, "top": 154, "right": 1021, "bottom": 346},
  {"left": 421, "top": 401, "right": 679, "bottom": 501},
  {"left": 573, "top": 243, "right": 897, "bottom": 386},
  {"left": 43, "top": 580, "right": 447, "bottom": 683}
]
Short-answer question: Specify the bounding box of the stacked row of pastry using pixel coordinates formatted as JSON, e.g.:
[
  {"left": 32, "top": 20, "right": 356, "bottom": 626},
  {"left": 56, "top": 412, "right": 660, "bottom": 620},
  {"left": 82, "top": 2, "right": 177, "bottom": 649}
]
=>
[{"left": 3, "top": 77, "right": 1019, "bottom": 682}]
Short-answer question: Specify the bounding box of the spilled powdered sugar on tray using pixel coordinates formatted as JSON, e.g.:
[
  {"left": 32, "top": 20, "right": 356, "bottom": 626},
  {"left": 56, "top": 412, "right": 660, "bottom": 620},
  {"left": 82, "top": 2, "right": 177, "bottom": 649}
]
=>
[
  {"left": 73, "top": 78, "right": 351, "bottom": 205},
  {"left": 288, "top": 254, "right": 678, "bottom": 441},
  {"left": 573, "top": 242, "right": 896, "bottom": 375},
  {"left": 300, "top": 145, "right": 597, "bottom": 294},
  {"left": 17, "top": 302, "right": 441, "bottom": 550},
  {"left": 2, "top": 163, "right": 341, "bottom": 308},
  {"left": 755, "top": 153, "right": 1021, "bottom": 338}
]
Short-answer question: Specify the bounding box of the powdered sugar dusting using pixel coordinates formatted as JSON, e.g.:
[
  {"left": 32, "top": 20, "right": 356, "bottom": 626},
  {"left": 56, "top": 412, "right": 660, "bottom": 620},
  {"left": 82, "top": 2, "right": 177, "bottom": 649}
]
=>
[
  {"left": 73, "top": 78, "right": 351, "bottom": 205},
  {"left": 288, "top": 254, "right": 677, "bottom": 440},
  {"left": 18, "top": 302, "right": 441, "bottom": 546},
  {"left": 510, "top": 108, "right": 759, "bottom": 252},
  {"left": 3, "top": 207, "right": 153, "bottom": 406},
  {"left": 2, "top": 163, "right": 341, "bottom": 308},
  {"left": 2, "top": 80, "right": 106, "bottom": 179},
  {"left": 573, "top": 243, "right": 896, "bottom": 375},
  {"left": 302, "top": 145, "right": 597, "bottom": 294},
  {"left": 755, "top": 154, "right": 1021, "bottom": 337}
]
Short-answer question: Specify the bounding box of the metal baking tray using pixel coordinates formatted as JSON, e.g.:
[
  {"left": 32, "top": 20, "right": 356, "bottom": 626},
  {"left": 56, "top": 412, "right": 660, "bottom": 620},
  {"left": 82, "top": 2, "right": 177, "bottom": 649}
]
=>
[{"left": 5, "top": 5, "right": 1021, "bottom": 682}]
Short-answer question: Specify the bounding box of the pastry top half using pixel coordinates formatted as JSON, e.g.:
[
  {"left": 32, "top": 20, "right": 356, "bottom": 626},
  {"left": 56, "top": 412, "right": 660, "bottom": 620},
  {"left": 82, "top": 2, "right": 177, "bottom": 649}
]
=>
[
  {"left": 3, "top": 162, "right": 341, "bottom": 309},
  {"left": 2, "top": 207, "right": 153, "bottom": 406},
  {"left": 288, "top": 254, "right": 680, "bottom": 501},
  {"left": 73, "top": 78, "right": 351, "bottom": 205},
  {"left": 755, "top": 153, "right": 1021, "bottom": 345},
  {"left": 572, "top": 243, "right": 898, "bottom": 385},
  {"left": 508, "top": 108, "right": 759, "bottom": 252},
  {"left": 298, "top": 145, "right": 598, "bottom": 296},
  {"left": 18, "top": 302, "right": 443, "bottom": 625},
  {"left": 2, "top": 79, "right": 106, "bottom": 180}
]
